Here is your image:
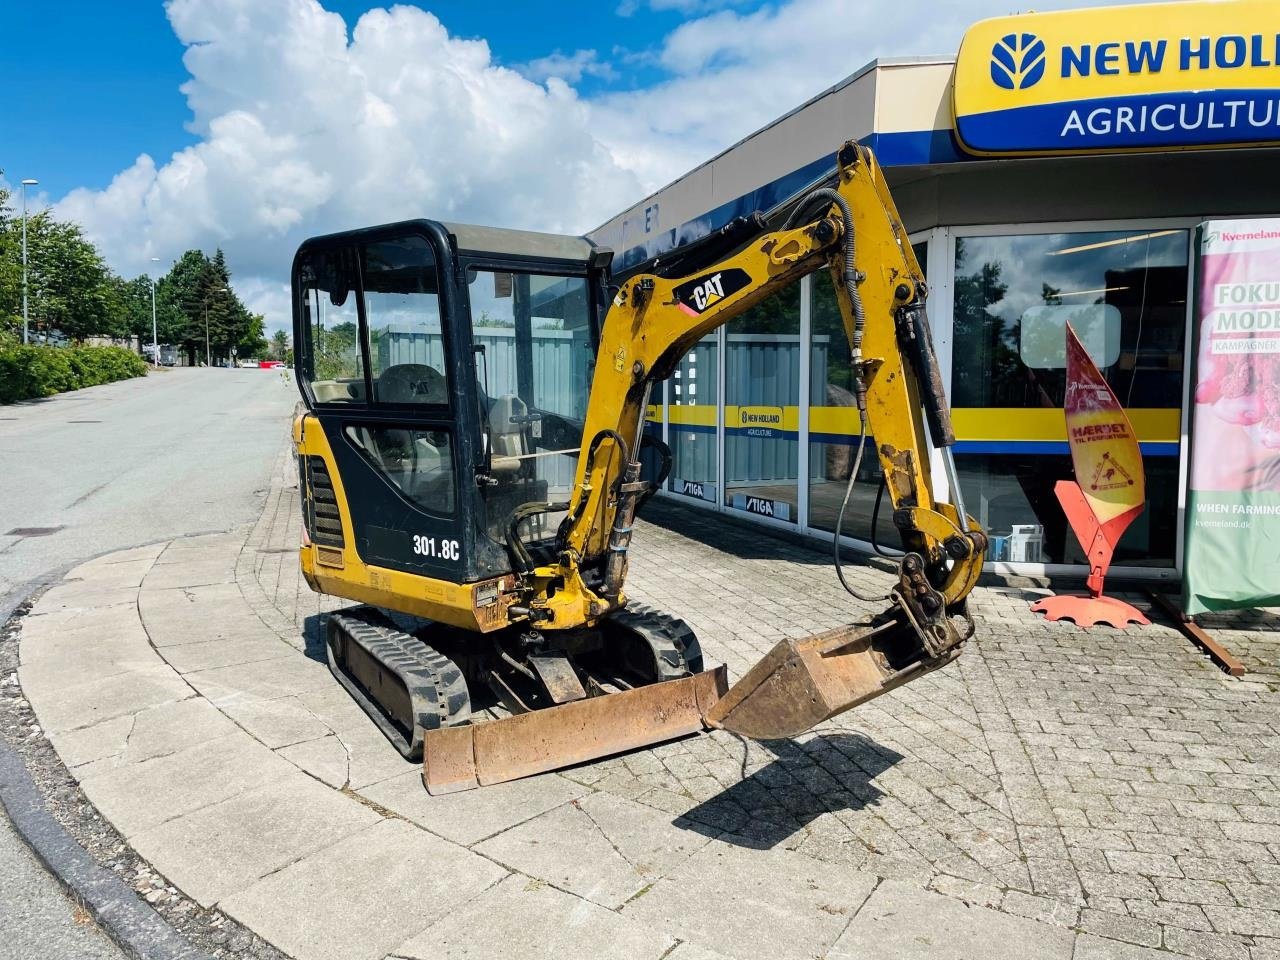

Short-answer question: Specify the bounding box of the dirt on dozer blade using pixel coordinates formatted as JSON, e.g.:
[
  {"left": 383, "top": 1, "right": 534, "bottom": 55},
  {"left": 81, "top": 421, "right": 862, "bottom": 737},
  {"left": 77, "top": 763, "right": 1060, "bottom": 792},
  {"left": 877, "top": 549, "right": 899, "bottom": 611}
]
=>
[
  {"left": 422, "top": 666, "right": 728, "bottom": 795},
  {"left": 705, "top": 615, "right": 960, "bottom": 740}
]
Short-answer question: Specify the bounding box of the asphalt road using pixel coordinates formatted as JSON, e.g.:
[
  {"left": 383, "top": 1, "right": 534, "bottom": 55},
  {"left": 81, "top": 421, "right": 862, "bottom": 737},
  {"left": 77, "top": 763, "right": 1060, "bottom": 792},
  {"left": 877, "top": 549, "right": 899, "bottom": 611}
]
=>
[{"left": 0, "top": 367, "right": 299, "bottom": 959}]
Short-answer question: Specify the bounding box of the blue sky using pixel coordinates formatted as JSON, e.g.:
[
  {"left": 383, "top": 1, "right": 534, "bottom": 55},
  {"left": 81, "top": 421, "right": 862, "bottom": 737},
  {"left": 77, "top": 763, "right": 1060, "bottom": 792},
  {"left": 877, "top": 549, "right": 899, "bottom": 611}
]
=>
[
  {"left": 4, "top": 0, "right": 1160, "bottom": 333},
  {"left": 1, "top": 1, "right": 706, "bottom": 199}
]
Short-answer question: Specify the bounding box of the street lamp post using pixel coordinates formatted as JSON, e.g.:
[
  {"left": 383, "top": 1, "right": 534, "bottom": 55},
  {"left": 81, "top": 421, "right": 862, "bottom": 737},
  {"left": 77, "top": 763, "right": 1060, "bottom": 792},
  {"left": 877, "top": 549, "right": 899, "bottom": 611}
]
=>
[
  {"left": 149, "top": 257, "right": 161, "bottom": 369},
  {"left": 20, "top": 178, "right": 38, "bottom": 344}
]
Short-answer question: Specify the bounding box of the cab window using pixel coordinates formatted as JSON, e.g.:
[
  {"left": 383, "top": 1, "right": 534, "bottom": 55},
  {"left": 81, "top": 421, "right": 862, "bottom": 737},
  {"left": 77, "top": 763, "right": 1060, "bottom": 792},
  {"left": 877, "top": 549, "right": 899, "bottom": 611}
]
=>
[
  {"left": 299, "top": 248, "right": 364, "bottom": 404},
  {"left": 365, "top": 236, "right": 449, "bottom": 406}
]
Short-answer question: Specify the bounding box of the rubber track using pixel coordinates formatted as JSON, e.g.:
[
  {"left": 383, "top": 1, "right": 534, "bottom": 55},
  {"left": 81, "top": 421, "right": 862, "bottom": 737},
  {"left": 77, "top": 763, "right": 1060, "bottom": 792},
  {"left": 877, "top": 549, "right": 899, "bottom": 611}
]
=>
[
  {"left": 326, "top": 607, "right": 469, "bottom": 760},
  {"left": 609, "top": 604, "right": 704, "bottom": 677}
]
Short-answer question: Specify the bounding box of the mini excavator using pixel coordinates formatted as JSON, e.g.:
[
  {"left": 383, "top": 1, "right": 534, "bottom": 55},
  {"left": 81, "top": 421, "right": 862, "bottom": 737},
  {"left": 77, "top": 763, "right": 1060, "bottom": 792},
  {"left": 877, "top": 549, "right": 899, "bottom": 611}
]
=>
[{"left": 291, "top": 142, "right": 987, "bottom": 794}]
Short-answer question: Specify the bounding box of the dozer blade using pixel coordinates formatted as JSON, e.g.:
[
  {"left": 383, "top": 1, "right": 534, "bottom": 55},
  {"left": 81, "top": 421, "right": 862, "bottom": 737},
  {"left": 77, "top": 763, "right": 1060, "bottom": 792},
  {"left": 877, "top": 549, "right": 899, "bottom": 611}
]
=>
[
  {"left": 705, "top": 614, "right": 960, "bottom": 740},
  {"left": 422, "top": 666, "right": 729, "bottom": 794}
]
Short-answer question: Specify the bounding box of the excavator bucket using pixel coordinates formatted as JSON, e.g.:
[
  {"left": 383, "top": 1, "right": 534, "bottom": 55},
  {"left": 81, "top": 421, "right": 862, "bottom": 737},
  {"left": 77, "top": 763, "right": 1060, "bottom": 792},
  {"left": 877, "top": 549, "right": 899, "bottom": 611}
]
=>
[
  {"left": 422, "top": 667, "right": 728, "bottom": 794},
  {"left": 706, "top": 614, "right": 960, "bottom": 739}
]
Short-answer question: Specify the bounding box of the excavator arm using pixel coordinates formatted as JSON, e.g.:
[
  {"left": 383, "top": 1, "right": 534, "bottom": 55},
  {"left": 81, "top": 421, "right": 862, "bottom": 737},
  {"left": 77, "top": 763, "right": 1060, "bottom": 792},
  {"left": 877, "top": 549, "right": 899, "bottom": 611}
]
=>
[{"left": 510, "top": 143, "right": 986, "bottom": 738}]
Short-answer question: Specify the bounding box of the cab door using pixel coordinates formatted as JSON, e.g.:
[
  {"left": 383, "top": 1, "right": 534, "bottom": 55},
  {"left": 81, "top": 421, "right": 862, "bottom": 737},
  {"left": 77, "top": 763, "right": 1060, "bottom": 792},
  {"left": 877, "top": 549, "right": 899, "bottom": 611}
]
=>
[{"left": 295, "top": 225, "right": 478, "bottom": 584}]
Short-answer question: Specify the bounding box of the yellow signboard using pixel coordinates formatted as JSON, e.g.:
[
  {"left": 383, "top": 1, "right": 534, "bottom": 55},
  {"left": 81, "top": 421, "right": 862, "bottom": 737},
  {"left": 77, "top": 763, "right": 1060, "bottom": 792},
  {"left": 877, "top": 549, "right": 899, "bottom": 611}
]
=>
[{"left": 953, "top": 0, "right": 1280, "bottom": 155}]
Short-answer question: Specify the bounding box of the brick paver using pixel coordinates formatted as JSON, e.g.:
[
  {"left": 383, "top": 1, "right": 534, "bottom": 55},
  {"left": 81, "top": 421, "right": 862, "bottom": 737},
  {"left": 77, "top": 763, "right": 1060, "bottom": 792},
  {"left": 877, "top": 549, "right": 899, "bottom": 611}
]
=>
[{"left": 243, "top": 447, "right": 1280, "bottom": 959}]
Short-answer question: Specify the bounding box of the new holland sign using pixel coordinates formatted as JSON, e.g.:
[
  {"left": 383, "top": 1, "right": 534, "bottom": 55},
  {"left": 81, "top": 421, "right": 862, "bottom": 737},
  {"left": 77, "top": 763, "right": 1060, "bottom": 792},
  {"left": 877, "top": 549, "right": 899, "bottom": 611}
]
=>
[{"left": 953, "top": 0, "right": 1280, "bottom": 155}]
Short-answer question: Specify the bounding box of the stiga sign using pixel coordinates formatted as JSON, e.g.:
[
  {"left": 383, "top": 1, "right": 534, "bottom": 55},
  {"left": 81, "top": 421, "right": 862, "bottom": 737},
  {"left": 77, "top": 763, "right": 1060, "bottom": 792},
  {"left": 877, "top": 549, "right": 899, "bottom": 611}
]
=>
[{"left": 953, "top": 0, "right": 1280, "bottom": 155}]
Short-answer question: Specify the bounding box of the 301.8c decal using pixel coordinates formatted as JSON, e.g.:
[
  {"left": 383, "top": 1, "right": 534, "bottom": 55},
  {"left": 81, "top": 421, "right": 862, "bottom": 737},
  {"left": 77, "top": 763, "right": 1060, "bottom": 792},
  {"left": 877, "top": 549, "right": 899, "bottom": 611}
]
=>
[{"left": 412, "top": 535, "right": 460, "bottom": 561}]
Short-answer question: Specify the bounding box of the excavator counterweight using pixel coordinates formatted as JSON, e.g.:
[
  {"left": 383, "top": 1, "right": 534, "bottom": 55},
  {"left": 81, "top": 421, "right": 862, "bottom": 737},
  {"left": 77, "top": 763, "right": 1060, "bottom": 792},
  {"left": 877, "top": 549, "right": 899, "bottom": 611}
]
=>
[{"left": 291, "top": 141, "right": 986, "bottom": 793}]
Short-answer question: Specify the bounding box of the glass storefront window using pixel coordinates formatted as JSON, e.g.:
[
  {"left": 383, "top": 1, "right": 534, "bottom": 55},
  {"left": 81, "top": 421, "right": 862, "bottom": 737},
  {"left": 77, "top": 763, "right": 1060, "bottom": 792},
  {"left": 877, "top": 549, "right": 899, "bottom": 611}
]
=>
[
  {"left": 951, "top": 228, "right": 1189, "bottom": 565},
  {"left": 809, "top": 270, "right": 893, "bottom": 543},
  {"left": 808, "top": 241, "right": 926, "bottom": 545},
  {"left": 667, "top": 334, "right": 718, "bottom": 504},
  {"left": 723, "top": 287, "right": 802, "bottom": 523}
]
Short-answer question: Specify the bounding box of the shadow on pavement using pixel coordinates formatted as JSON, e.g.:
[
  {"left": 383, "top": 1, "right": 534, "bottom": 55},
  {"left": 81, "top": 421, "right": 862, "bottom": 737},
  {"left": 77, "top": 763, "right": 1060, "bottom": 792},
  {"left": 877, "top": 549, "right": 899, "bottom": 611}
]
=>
[
  {"left": 675, "top": 732, "right": 902, "bottom": 850},
  {"left": 302, "top": 613, "right": 327, "bottom": 665},
  {"left": 639, "top": 498, "right": 898, "bottom": 573}
]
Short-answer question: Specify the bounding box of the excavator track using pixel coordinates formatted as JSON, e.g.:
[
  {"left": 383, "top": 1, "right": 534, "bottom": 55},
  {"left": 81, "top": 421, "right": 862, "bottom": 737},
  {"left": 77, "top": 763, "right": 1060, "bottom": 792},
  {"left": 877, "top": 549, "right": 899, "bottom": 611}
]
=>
[
  {"left": 602, "top": 603, "right": 705, "bottom": 680},
  {"left": 324, "top": 607, "right": 470, "bottom": 760}
]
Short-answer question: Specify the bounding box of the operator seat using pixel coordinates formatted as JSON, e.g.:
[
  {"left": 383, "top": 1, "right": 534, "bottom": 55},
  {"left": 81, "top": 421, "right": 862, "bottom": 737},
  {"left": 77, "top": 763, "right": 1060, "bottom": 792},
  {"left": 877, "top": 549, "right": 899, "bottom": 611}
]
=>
[
  {"left": 488, "top": 395, "right": 528, "bottom": 475},
  {"left": 376, "top": 364, "right": 447, "bottom": 404}
]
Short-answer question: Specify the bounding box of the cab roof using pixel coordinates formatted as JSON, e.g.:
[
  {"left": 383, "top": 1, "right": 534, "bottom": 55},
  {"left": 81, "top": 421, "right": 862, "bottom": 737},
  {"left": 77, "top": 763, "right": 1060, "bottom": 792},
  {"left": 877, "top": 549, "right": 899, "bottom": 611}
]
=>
[{"left": 441, "top": 221, "right": 595, "bottom": 263}]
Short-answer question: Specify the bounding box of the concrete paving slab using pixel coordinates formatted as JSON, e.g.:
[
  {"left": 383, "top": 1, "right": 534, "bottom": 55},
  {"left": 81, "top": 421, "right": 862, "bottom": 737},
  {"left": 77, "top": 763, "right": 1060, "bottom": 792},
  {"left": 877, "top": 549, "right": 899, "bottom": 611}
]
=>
[
  {"left": 277, "top": 735, "right": 349, "bottom": 788},
  {"left": 144, "top": 556, "right": 238, "bottom": 590},
  {"left": 153, "top": 532, "right": 247, "bottom": 566},
  {"left": 80, "top": 731, "right": 293, "bottom": 837},
  {"left": 130, "top": 772, "right": 382, "bottom": 907},
  {"left": 828, "top": 878, "right": 1076, "bottom": 960},
  {"left": 71, "top": 542, "right": 167, "bottom": 573},
  {"left": 664, "top": 943, "right": 736, "bottom": 960},
  {"left": 33, "top": 581, "right": 140, "bottom": 613},
  {"left": 19, "top": 602, "right": 145, "bottom": 650},
  {"left": 475, "top": 792, "right": 712, "bottom": 909},
  {"left": 359, "top": 769, "right": 586, "bottom": 846},
  {"left": 1073, "top": 936, "right": 1194, "bottom": 960},
  {"left": 621, "top": 837, "right": 879, "bottom": 960},
  {"left": 392, "top": 872, "right": 674, "bottom": 960},
  {"left": 220, "top": 818, "right": 507, "bottom": 960},
  {"left": 92, "top": 697, "right": 238, "bottom": 771},
  {"left": 222, "top": 696, "right": 333, "bottom": 749},
  {"left": 64, "top": 557, "right": 157, "bottom": 590},
  {"left": 184, "top": 656, "right": 333, "bottom": 707},
  {"left": 18, "top": 641, "right": 159, "bottom": 690},
  {"left": 138, "top": 583, "right": 267, "bottom": 647},
  {"left": 20, "top": 613, "right": 151, "bottom": 665},
  {"left": 157, "top": 635, "right": 295, "bottom": 675},
  {"left": 285, "top": 697, "right": 415, "bottom": 790},
  {"left": 67, "top": 697, "right": 241, "bottom": 780},
  {"left": 46, "top": 714, "right": 134, "bottom": 768},
  {"left": 22, "top": 664, "right": 193, "bottom": 734}
]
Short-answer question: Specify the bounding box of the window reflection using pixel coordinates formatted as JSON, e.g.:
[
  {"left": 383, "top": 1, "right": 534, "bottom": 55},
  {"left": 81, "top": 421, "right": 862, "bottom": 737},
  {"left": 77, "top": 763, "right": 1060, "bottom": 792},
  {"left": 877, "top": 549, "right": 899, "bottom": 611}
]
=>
[
  {"left": 667, "top": 334, "right": 718, "bottom": 503},
  {"left": 952, "top": 229, "right": 1187, "bottom": 409},
  {"left": 951, "top": 228, "right": 1189, "bottom": 566},
  {"left": 724, "top": 287, "right": 801, "bottom": 522}
]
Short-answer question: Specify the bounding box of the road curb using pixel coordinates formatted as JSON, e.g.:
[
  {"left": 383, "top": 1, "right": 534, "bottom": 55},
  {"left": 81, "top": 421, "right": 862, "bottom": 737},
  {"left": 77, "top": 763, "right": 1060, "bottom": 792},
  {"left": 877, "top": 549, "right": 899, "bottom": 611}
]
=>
[
  {"left": 1, "top": 567, "right": 220, "bottom": 960},
  {"left": 0, "top": 736, "right": 211, "bottom": 960}
]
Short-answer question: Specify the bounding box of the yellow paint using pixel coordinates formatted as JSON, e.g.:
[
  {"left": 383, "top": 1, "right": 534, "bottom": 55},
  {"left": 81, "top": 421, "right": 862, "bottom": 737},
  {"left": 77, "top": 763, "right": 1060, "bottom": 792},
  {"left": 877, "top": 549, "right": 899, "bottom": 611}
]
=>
[
  {"left": 667, "top": 404, "right": 718, "bottom": 427},
  {"left": 951, "top": 408, "right": 1180, "bottom": 443},
  {"left": 293, "top": 413, "right": 511, "bottom": 632}
]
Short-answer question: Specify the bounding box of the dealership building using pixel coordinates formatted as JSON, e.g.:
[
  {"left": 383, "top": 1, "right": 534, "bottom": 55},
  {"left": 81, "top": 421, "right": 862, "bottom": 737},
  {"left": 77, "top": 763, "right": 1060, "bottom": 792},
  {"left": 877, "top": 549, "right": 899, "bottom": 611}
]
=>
[{"left": 590, "top": 0, "right": 1280, "bottom": 581}]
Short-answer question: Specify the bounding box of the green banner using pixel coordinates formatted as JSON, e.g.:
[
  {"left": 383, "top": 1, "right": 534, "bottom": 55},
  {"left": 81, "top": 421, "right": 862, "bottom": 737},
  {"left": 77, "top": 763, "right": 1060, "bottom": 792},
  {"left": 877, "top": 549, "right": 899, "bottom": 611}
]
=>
[
  {"left": 1185, "top": 491, "right": 1280, "bottom": 615},
  {"left": 1184, "top": 219, "right": 1280, "bottom": 615}
]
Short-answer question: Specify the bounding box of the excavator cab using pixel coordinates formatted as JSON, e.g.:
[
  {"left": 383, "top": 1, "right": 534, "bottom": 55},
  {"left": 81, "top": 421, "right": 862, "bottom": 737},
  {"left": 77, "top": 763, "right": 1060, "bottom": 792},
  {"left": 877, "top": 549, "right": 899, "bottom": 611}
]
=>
[{"left": 294, "top": 220, "right": 612, "bottom": 592}]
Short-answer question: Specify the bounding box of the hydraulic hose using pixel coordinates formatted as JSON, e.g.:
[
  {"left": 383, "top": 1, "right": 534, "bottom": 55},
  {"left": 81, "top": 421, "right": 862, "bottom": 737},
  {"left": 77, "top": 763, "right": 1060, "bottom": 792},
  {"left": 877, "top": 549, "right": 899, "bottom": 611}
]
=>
[
  {"left": 787, "top": 185, "right": 885, "bottom": 602},
  {"left": 833, "top": 416, "right": 891, "bottom": 604}
]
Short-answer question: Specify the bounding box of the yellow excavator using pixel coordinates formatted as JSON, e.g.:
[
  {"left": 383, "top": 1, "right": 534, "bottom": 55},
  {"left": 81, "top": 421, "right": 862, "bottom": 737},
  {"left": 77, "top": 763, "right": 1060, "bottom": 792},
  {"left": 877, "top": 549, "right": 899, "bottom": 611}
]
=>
[{"left": 291, "top": 141, "right": 987, "bottom": 794}]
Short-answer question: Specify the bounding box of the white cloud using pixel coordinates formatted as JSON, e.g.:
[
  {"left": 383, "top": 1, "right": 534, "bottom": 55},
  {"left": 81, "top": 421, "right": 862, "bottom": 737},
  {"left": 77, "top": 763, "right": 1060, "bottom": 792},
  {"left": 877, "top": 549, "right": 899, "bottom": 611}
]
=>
[
  {"left": 56, "top": 0, "right": 1173, "bottom": 334},
  {"left": 518, "top": 49, "right": 617, "bottom": 84}
]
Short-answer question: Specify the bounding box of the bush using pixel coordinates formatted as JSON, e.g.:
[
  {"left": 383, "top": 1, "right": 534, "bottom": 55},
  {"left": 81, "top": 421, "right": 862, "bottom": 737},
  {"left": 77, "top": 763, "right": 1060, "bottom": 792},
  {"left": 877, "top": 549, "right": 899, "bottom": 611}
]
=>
[{"left": 0, "top": 345, "right": 148, "bottom": 404}]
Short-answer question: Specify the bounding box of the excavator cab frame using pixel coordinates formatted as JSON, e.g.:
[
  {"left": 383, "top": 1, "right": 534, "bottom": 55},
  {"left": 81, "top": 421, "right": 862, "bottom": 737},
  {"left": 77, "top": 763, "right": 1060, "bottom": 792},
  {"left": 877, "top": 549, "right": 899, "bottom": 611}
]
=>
[{"left": 293, "top": 220, "right": 616, "bottom": 598}]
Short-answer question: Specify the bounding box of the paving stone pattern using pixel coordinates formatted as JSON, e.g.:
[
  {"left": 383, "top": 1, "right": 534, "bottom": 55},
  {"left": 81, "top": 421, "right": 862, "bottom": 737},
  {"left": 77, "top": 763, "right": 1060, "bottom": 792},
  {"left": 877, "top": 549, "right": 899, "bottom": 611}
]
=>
[
  {"left": 247, "top": 444, "right": 1280, "bottom": 959},
  {"left": 17, "top": 441, "right": 1280, "bottom": 960}
]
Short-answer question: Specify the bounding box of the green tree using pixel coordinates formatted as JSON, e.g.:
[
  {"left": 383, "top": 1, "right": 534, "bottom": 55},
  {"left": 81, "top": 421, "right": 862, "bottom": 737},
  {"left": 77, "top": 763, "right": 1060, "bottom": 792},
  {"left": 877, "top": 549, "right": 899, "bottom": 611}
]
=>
[
  {"left": 271, "top": 329, "right": 289, "bottom": 359},
  {"left": 17, "top": 213, "right": 125, "bottom": 342}
]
